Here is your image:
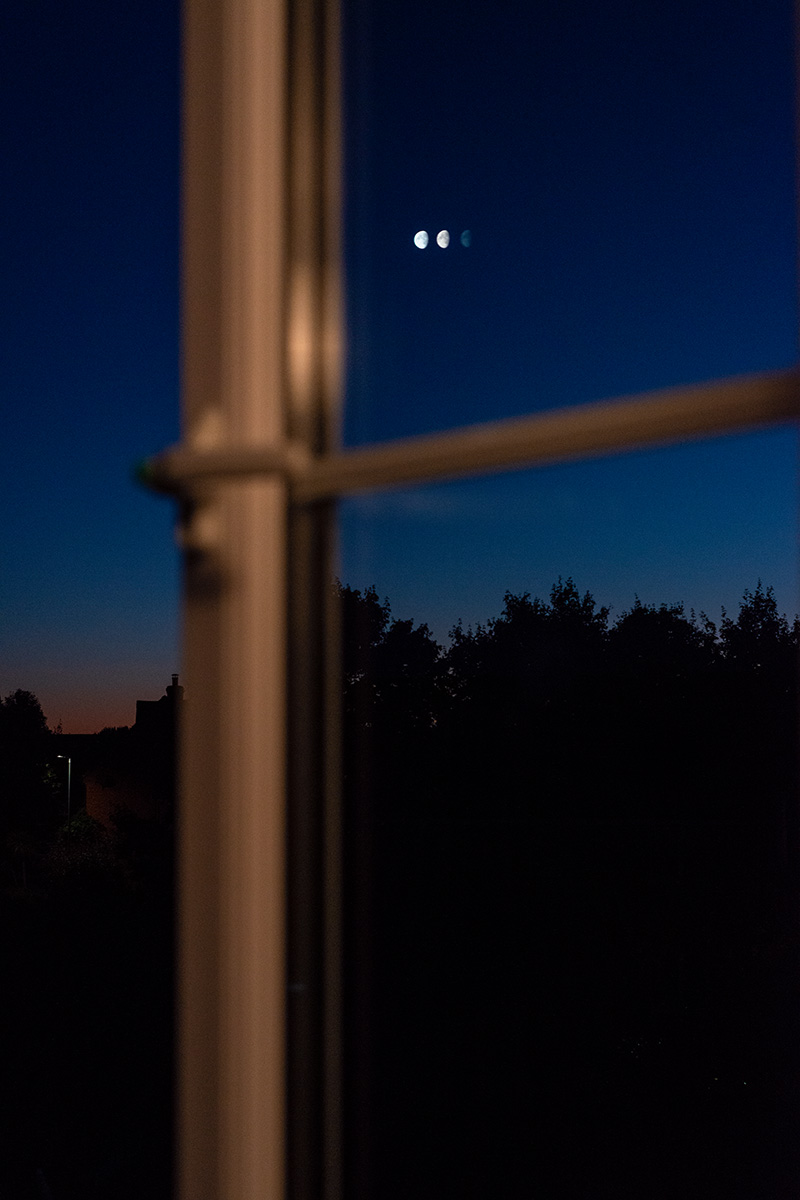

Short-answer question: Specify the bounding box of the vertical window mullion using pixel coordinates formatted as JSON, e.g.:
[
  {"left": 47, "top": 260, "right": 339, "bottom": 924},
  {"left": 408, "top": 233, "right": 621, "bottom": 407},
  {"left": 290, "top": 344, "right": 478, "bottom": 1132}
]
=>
[
  {"left": 285, "top": 0, "right": 345, "bottom": 1196},
  {"left": 179, "top": 2, "right": 289, "bottom": 1198}
]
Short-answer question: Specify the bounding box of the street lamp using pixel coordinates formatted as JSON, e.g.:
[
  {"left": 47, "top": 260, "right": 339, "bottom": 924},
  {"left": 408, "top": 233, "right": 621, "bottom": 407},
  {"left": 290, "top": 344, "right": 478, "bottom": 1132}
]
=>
[{"left": 57, "top": 755, "right": 71, "bottom": 823}]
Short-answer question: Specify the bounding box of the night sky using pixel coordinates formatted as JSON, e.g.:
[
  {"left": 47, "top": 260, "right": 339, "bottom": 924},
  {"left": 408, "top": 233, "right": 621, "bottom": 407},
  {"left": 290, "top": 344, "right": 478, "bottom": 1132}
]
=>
[
  {"left": 1, "top": 0, "right": 180, "bottom": 732},
  {"left": 2, "top": 0, "right": 798, "bottom": 730},
  {"left": 340, "top": 0, "right": 800, "bottom": 640}
]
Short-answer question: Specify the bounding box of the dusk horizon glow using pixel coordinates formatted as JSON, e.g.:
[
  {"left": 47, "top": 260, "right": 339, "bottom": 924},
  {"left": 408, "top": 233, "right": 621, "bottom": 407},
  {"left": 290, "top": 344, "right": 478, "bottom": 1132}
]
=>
[{"left": 3, "top": 0, "right": 798, "bottom": 733}]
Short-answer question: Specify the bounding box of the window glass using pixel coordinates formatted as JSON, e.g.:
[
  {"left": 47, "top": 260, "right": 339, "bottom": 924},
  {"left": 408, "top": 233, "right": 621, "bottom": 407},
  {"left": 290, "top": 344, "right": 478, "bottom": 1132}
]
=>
[
  {"left": 338, "top": 438, "right": 799, "bottom": 1198},
  {"left": 0, "top": 0, "right": 179, "bottom": 1194},
  {"left": 342, "top": 0, "right": 797, "bottom": 445}
]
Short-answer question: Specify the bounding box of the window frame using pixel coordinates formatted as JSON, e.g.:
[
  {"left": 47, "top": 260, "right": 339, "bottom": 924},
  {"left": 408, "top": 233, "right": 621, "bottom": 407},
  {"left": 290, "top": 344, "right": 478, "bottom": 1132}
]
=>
[{"left": 151, "top": 1, "right": 800, "bottom": 1197}]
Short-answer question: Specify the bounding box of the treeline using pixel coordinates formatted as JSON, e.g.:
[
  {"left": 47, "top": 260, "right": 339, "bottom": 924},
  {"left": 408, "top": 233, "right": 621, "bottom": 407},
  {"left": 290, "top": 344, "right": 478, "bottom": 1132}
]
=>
[
  {"left": 342, "top": 576, "right": 799, "bottom": 827},
  {"left": 340, "top": 578, "right": 800, "bottom": 1199},
  {"left": 2, "top": 580, "right": 798, "bottom": 1197}
]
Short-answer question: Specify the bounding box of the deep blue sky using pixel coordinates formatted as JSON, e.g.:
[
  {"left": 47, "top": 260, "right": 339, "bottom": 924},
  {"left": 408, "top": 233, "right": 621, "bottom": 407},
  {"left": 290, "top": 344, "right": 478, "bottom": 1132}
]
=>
[
  {"left": 1, "top": 0, "right": 180, "bottom": 731},
  {"left": 1, "top": 0, "right": 798, "bottom": 730},
  {"left": 343, "top": 0, "right": 798, "bottom": 441},
  {"left": 340, "top": 0, "right": 799, "bottom": 641}
]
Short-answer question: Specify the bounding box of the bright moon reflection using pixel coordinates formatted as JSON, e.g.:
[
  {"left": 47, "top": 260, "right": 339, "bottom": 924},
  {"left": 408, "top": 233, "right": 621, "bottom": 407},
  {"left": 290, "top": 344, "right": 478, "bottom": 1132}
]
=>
[{"left": 413, "top": 228, "right": 470, "bottom": 248}]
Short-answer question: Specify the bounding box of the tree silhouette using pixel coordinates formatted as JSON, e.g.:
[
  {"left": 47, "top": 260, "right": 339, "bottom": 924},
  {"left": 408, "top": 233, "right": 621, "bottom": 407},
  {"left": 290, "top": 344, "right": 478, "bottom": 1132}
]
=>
[
  {"left": 715, "top": 581, "right": 799, "bottom": 866},
  {"left": 0, "top": 689, "right": 58, "bottom": 845},
  {"left": 720, "top": 580, "right": 797, "bottom": 670},
  {"left": 343, "top": 577, "right": 800, "bottom": 1200},
  {"left": 432, "top": 578, "right": 612, "bottom": 817},
  {"left": 338, "top": 580, "right": 442, "bottom": 816},
  {"left": 602, "top": 599, "right": 719, "bottom": 818}
]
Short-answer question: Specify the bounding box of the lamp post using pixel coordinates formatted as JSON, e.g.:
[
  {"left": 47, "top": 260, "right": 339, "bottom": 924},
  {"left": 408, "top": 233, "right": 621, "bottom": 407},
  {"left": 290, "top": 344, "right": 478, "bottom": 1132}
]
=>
[{"left": 57, "top": 755, "right": 71, "bottom": 823}]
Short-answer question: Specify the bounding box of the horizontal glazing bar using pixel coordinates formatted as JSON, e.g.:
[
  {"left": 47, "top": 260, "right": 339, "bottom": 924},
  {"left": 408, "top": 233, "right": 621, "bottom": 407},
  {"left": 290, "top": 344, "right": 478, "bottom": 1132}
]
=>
[
  {"left": 141, "top": 368, "right": 800, "bottom": 501},
  {"left": 139, "top": 443, "right": 313, "bottom": 494}
]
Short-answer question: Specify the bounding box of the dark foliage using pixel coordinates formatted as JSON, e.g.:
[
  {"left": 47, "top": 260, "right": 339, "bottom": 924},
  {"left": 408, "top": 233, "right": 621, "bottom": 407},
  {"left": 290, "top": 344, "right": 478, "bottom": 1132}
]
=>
[
  {"left": 342, "top": 580, "right": 800, "bottom": 1200},
  {"left": 342, "top": 578, "right": 799, "bottom": 826},
  {"left": 2, "top": 578, "right": 798, "bottom": 1198},
  {"left": 0, "top": 693, "right": 174, "bottom": 1200},
  {"left": 0, "top": 690, "right": 59, "bottom": 846}
]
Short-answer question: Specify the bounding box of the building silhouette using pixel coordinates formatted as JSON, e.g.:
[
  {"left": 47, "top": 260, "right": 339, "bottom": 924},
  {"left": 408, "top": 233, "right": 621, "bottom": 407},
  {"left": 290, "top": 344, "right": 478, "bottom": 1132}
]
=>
[{"left": 57, "top": 676, "right": 182, "bottom": 828}]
